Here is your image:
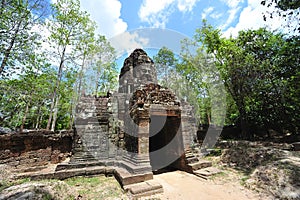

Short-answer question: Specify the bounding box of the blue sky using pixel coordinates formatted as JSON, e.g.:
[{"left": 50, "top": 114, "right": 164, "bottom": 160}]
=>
[
  {"left": 51, "top": 0, "right": 289, "bottom": 68},
  {"left": 76, "top": 0, "right": 286, "bottom": 38},
  {"left": 118, "top": 0, "right": 247, "bottom": 37}
]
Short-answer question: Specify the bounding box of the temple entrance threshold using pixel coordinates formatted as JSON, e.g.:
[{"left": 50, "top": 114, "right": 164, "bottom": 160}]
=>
[{"left": 149, "top": 114, "right": 186, "bottom": 172}]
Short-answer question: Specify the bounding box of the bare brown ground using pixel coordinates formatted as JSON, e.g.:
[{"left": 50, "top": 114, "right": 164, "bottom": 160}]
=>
[{"left": 147, "top": 170, "right": 268, "bottom": 200}]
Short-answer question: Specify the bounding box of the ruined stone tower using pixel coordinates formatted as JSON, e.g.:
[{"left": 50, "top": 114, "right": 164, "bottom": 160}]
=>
[{"left": 117, "top": 49, "right": 191, "bottom": 172}]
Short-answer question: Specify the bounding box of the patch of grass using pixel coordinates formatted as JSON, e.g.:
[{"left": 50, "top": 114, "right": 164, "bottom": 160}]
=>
[
  {"left": 30, "top": 186, "right": 55, "bottom": 200},
  {"left": 64, "top": 175, "right": 127, "bottom": 199},
  {"left": 1, "top": 175, "right": 127, "bottom": 199},
  {"left": 240, "top": 175, "right": 250, "bottom": 186},
  {"left": 0, "top": 181, "right": 11, "bottom": 192},
  {"left": 0, "top": 177, "right": 31, "bottom": 192},
  {"left": 41, "top": 192, "right": 52, "bottom": 200},
  {"left": 208, "top": 171, "right": 228, "bottom": 182},
  {"left": 207, "top": 148, "right": 222, "bottom": 156},
  {"left": 65, "top": 175, "right": 105, "bottom": 186}
]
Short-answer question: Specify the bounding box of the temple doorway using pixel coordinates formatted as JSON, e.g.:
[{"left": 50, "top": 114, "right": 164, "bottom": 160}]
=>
[{"left": 149, "top": 115, "right": 185, "bottom": 172}]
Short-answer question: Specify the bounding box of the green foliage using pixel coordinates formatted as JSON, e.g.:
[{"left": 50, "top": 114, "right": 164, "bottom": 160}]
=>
[
  {"left": 196, "top": 21, "right": 299, "bottom": 137},
  {"left": 0, "top": 0, "right": 49, "bottom": 77},
  {"left": 0, "top": 57, "right": 54, "bottom": 129},
  {"left": 0, "top": 0, "right": 117, "bottom": 131},
  {"left": 153, "top": 44, "right": 226, "bottom": 126},
  {"left": 262, "top": 0, "right": 300, "bottom": 10},
  {"left": 153, "top": 46, "right": 178, "bottom": 87},
  {"left": 92, "top": 36, "right": 117, "bottom": 95},
  {"left": 153, "top": 46, "right": 204, "bottom": 123},
  {"left": 178, "top": 37, "right": 226, "bottom": 126}
]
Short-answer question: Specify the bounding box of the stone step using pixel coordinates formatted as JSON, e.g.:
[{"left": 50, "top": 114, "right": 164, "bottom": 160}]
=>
[
  {"left": 70, "top": 154, "right": 97, "bottom": 162},
  {"left": 124, "top": 179, "right": 163, "bottom": 198},
  {"left": 188, "top": 160, "right": 212, "bottom": 171},
  {"left": 71, "top": 153, "right": 96, "bottom": 158},
  {"left": 71, "top": 157, "right": 97, "bottom": 161},
  {"left": 72, "top": 155, "right": 96, "bottom": 159},
  {"left": 70, "top": 159, "right": 97, "bottom": 163},
  {"left": 114, "top": 167, "right": 153, "bottom": 186},
  {"left": 187, "top": 156, "right": 199, "bottom": 164},
  {"left": 185, "top": 153, "right": 194, "bottom": 158},
  {"left": 55, "top": 161, "right": 107, "bottom": 171},
  {"left": 194, "top": 167, "right": 221, "bottom": 179}
]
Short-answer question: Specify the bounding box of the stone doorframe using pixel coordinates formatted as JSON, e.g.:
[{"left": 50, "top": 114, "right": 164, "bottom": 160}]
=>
[{"left": 129, "top": 103, "right": 187, "bottom": 172}]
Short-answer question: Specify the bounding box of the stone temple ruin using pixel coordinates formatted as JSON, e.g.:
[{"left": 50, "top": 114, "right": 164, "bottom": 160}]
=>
[
  {"left": 57, "top": 49, "right": 209, "bottom": 195},
  {"left": 0, "top": 49, "right": 212, "bottom": 198}
]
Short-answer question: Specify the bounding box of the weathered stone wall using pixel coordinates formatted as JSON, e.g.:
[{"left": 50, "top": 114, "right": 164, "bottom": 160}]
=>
[{"left": 0, "top": 130, "right": 73, "bottom": 171}]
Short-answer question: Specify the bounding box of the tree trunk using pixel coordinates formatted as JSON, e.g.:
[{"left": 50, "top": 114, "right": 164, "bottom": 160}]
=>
[
  {"left": 34, "top": 105, "right": 41, "bottom": 129},
  {"left": 206, "top": 109, "right": 211, "bottom": 125},
  {"left": 77, "top": 54, "right": 86, "bottom": 97},
  {"left": 0, "top": 20, "right": 22, "bottom": 75},
  {"left": 46, "top": 101, "right": 54, "bottom": 130},
  {"left": 51, "top": 95, "right": 60, "bottom": 131},
  {"left": 95, "top": 70, "right": 100, "bottom": 96},
  {"left": 20, "top": 101, "right": 30, "bottom": 132},
  {"left": 46, "top": 47, "right": 66, "bottom": 130},
  {"left": 39, "top": 114, "right": 44, "bottom": 129},
  {"left": 239, "top": 107, "right": 251, "bottom": 140}
]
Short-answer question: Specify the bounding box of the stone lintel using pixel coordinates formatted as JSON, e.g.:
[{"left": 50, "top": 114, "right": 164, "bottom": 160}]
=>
[{"left": 150, "top": 110, "right": 180, "bottom": 117}]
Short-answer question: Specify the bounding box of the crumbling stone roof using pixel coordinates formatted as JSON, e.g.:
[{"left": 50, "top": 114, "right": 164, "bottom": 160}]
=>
[{"left": 129, "top": 83, "right": 180, "bottom": 111}]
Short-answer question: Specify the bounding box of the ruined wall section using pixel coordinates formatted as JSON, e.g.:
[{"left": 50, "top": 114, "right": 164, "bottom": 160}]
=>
[
  {"left": 181, "top": 101, "right": 198, "bottom": 149},
  {"left": 0, "top": 130, "right": 73, "bottom": 172},
  {"left": 71, "top": 95, "right": 121, "bottom": 164}
]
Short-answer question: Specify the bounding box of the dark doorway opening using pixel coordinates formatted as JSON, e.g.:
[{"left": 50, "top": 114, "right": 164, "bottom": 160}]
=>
[{"left": 149, "top": 115, "right": 185, "bottom": 172}]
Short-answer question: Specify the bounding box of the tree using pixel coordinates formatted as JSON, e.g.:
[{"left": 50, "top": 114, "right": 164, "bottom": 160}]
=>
[
  {"left": 196, "top": 21, "right": 299, "bottom": 138},
  {"left": 46, "top": 0, "right": 96, "bottom": 131},
  {"left": 153, "top": 46, "right": 178, "bottom": 87},
  {"left": 153, "top": 46, "right": 226, "bottom": 126},
  {"left": 78, "top": 35, "right": 117, "bottom": 96},
  {"left": 178, "top": 39, "right": 226, "bottom": 126},
  {"left": 0, "top": 0, "right": 49, "bottom": 77},
  {"left": 93, "top": 36, "right": 117, "bottom": 95},
  {"left": 0, "top": 57, "right": 56, "bottom": 130}
]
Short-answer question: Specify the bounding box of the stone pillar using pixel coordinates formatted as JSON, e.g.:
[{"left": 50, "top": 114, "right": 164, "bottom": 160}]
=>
[{"left": 137, "top": 115, "right": 150, "bottom": 155}]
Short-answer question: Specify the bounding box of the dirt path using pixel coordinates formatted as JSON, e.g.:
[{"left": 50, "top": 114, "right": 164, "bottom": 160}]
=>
[{"left": 150, "top": 170, "right": 266, "bottom": 200}]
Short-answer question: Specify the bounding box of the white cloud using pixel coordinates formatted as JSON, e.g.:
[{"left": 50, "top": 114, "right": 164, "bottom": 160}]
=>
[
  {"left": 109, "top": 31, "right": 150, "bottom": 56},
  {"left": 223, "top": 0, "right": 284, "bottom": 38},
  {"left": 219, "top": 6, "right": 241, "bottom": 30},
  {"left": 80, "top": 0, "right": 127, "bottom": 37},
  {"left": 138, "top": 0, "right": 175, "bottom": 28},
  {"left": 210, "top": 12, "right": 223, "bottom": 19},
  {"left": 138, "top": 0, "right": 199, "bottom": 28},
  {"left": 218, "top": 0, "right": 244, "bottom": 30},
  {"left": 201, "top": 1, "right": 243, "bottom": 30},
  {"left": 221, "top": 0, "right": 242, "bottom": 8},
  {"left": 202, "top": 7, "right": 214, "bottom": 19},
  {"left": 177, "top": 0, "right": 198, "bottom": 12},
  {"left": 50, "top": 0, "right": 127, "bottom": 37}
]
